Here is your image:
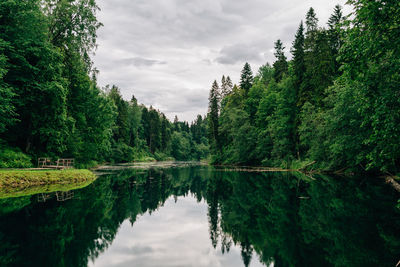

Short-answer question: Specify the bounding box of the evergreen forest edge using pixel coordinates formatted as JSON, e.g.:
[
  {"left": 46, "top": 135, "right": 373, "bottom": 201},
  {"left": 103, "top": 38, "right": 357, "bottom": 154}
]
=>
[
  {"left": 0, "top": 0, "right": 208, "bottom": 168},
  {"left": 0, "top": 0, "right": 399, "bottom": 176},
  {"left": 207, "top": 1, "right": 400, "bottom": 175}
]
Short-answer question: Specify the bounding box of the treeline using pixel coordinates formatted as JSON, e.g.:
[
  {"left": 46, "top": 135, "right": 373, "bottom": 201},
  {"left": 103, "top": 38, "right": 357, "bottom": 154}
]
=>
[
  {"left": 106, "top": 84, "right": 208, "bottom": 163},
  {"left": 208, "top": 1, "right": 400, "bottom": 173},
  {"left": 0, "top": 0, "right": 207, "bottom": 167}
]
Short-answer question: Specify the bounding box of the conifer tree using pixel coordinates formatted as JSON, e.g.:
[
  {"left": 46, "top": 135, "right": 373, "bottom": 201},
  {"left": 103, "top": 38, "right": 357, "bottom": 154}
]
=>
[
  {"left": 302, "top": 7, "right": 335, "bottom": 107},
  {"left": 305, "top": 7, "right": 318, "bottom": 34},
  {"left": 226, "top": 76, "right": 233, "bottom": 92},
  {"left": 173, "top": 115, "right": 179, "bottom": 131},
  {"left": 240, "top": 63, "right": 254, "bottom": 95},
  {"left": 208, "top": 80, "right": 220, "bottom": 153},
  {"left": 291, "top": 21, "right": 305, "bottom": 95},
  {"left": 221, "top": 75, "right": 227, "bottom": 99},
  {"left": 327, "top": 5, "right": 344, "bottom": 74},
  {"left": 220, "top": 75, "right": 234, "bottom": 99},
  {"left": 272, "top": 39, "right": 288, "bottom": 82},
  {"left": 160, "top": 114, "right": 170, "bottom": 151}
]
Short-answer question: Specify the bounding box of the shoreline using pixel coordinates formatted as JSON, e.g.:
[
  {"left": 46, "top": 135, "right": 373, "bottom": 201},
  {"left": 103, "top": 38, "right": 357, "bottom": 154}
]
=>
[{"left": 1, "top": 161, "right": 399, "bottom": 199}]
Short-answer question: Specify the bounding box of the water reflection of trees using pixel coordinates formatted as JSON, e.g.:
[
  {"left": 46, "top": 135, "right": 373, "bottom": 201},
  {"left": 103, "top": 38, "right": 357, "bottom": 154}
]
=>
[
  {"left": 0, "top": 167, "right": 399, "bottom": 267},
  {"left": 207, "top": 171, "right": 400, "bottom": 267}
]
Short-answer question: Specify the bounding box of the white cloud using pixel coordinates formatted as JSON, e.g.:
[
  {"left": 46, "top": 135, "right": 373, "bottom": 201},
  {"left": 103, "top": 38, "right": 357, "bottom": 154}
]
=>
[{"left": 93, "top": 0, "right": 351, "bottom": 121}]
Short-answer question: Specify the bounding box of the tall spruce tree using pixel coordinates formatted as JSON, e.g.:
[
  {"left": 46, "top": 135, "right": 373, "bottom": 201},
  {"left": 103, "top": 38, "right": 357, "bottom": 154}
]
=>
[
  {"left": 305, "top": 7, "right": 318, "bottom": 34},
  {"left": 272, "top": 39, "right": 288, "bottom": 82},
  {"left": 226, "top": 76, "right": 233, "bottom": 91},
  {"left": 291, "top": 21, "right": 305, "bottom": 97},
  {"left": 221, "top": 75, "right": 228, "bottom": 99},
  {"left": 302, "top": 7, "right": 335, "bottom": 107},
  {"left": 327, "top": 5, "right": 344, "bottom": 74},
  {"left": 208, "top": 80, "right": 220, "bottom": 154},
  {"left": 240, "top": 63, "right": 254, "bottom": 95}
]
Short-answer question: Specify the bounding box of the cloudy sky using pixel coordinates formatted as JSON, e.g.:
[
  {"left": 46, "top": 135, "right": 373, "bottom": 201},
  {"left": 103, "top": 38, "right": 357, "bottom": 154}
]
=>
[{"left": 93, "top": 0, "right": 351, "bottom": 122}]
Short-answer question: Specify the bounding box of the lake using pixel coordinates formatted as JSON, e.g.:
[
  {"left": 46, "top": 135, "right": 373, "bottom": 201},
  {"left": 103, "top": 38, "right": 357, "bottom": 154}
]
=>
[{"left": 1, "top": 165, "right": 399, "bottom": 266}]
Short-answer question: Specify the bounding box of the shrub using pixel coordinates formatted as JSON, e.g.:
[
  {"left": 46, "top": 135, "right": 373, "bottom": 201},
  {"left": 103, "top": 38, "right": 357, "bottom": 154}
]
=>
[{"left": 0, "top": 146, "right": 33, "bottom": 168}]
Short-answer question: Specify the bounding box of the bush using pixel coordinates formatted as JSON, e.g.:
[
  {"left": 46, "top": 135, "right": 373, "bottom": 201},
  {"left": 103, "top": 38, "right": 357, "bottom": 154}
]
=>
[
  {"left": 110, "top": 143, "right": 135, "bottom": 163},
  {"left": 0, "top": 146, "right": 33, "bottom": 168},
  {"left": 153, "top": 151, "right": 171, "bottom": 161}
]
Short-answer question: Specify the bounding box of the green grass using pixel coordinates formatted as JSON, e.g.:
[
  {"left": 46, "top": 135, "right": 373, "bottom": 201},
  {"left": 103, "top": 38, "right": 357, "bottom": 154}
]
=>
[{"left": 0, "top": 169, "right": 97, "bottom": 188}]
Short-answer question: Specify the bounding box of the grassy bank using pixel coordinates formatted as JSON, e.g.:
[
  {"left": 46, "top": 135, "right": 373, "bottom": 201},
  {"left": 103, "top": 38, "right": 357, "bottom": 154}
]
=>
[
  {"left": 0, "top": 169, "right": 97, "bottom": 188},
  {"left": 0, "top": 179, "right": 95, "bottom": 199}
]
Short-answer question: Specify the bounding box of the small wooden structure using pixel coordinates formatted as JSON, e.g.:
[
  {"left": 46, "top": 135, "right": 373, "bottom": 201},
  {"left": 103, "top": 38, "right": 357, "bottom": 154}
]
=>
[
  {"left": 37, "top": 158, "right": 52, "bottom": 168},
  {"left": 37, "top": 158, "right": 74, "bottom": 169}
]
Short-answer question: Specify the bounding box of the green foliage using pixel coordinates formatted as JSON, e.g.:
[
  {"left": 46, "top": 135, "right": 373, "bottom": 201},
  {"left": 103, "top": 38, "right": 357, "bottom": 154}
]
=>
[
  {"left": 239, "top": 62, "right": 254, "bottom": 95},
  {"left": 42, "top": 0, "right": 103, "bottom": 67},
  {"left": 291, "top": 21, "right": 305, "bottom": 104},
  {"left": 208, "top": 80, "right": 220, "bottom": 155},
  {"left": 0, "top": 39, "right": 15, "bottom": 134},
  {"left": 272, "top": 39, "right": 288, "bottom": 82},
  {"left": 0, "top": 0, "right": 69, "bottom": 156},
  {"left": 209, "top": 2, "right": 400, "bottom": 173},
  {"left": 0, "top": 0, "right": 208, "bottom": 167},
  {"left": 171, "top": 131, "right": 191, "bottom": 161},
  {"left": 0, "top": 146, "right": 32, "bottom": 168}
]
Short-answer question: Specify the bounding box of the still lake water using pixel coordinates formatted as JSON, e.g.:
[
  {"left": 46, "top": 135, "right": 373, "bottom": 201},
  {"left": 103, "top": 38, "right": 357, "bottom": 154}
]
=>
[{"left": 1, "top": 165, "right": 400, "bottom": 267}]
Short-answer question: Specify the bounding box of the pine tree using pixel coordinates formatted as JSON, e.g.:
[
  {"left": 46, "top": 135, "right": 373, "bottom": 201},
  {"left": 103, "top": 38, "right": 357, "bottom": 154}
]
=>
[
  {"left": 208, "top": 80, "right": 220, "bottom": 153},
  {"left": 220, "top": 75, "right": 234, "bottom": 100},
  {"left": 272, "top": 39, "right": 288, "bottom": 82},
  {"left": 221, "top": 75, "right": 227, "bottom": 99},
  {"left": 302, "top": 7, "right": 335, "bottom": 107},
  {"left": 240, "top": 63, "right": 254, "bottom": 95},
  {"left": 291, "top": 21, "right": 305, "bottom": 94},
  {"left": 160, "top": 114, "right": 170, "bottom": 151},
  {"left": 327, "top": 5, "right": 344, "bottom": 74},
  {"left": 226, "top": 76, "right": 233, "bottom": 92},
  {"left": 306, "top": 7, "right": 318, "bottom": 33},
  {"left": 173, "top": 115, "right": 179, "bottom": 131}
]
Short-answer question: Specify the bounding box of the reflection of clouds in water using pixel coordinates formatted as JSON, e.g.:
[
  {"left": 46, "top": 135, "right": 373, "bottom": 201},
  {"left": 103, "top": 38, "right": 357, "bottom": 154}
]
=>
[{"left": 89, "top": 196, "right": 265, "bottom": 267}]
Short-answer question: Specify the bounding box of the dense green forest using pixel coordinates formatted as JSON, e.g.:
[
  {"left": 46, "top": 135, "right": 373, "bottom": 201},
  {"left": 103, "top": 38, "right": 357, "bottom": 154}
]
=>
[
  {"left": 0, "top": 0, "right": 208, "bottom": 168},
  {"left": 1, "top": 0, "right": 399, "bottom": 174},
  {"left": 207, "top": 1, "right": 400, "bottom": 174}
]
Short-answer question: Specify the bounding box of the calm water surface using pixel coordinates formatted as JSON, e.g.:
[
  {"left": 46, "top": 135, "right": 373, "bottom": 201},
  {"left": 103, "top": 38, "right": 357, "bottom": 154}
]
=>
[{"left": 1, "top": 166, "right": 399, "bottom": 267}]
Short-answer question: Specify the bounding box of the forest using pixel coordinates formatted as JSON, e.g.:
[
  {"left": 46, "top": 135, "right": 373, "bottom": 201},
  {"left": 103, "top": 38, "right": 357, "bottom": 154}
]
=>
[
  {"left": 207, "top": 1, "right": 400, "bottom": 174},
  {"left": 0, "top": 0, "right": 208, "bottom": 168},
  {"left": 1, "top": 0, "right": 399, "bottom": 175}
]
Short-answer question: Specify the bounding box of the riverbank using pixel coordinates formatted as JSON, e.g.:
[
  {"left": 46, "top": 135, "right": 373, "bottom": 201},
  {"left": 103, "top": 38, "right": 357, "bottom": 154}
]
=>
[
  {"left": 0, "top": 169, "right": 97, "bottom": 188},
  {"left": 93, "top": 160, "right": 207, "bottom": 173}
]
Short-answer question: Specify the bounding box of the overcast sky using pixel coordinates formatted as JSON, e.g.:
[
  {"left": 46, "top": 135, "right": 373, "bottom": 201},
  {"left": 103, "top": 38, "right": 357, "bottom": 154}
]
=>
[{"left": 93, "top": 0, "right": 351, "bottom": 122}]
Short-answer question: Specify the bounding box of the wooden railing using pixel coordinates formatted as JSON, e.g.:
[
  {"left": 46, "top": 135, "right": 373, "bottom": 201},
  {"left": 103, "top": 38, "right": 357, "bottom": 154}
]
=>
[{"left": 37, "top": 158, "right": 74, "bottom": 169}]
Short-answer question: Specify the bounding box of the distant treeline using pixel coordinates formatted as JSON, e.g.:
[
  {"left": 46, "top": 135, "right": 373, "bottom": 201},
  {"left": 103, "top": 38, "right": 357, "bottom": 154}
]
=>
[
  {"left": 0, "top": 0, "right": 208, "bottom": 167},
  {"left": 207, "top": 1, "right": 400, "bottom": 173}
]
